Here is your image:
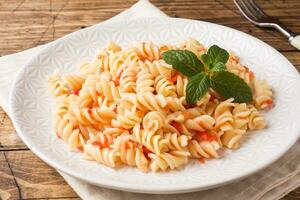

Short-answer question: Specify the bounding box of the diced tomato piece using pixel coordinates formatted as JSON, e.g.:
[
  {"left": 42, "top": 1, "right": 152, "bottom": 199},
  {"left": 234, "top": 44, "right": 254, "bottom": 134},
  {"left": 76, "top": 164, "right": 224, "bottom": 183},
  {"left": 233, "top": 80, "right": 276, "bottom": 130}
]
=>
[
  {"left": 92, "top": 140, "right": 109, "bottom": 148},
  {"left": 169, "top": 73, "right": 178, "bottom": 83},
  {"left": 196, "top": 131, "right": 217, "bottom": 142},
  {"left": 104, "top": 140, "right": 110, "bottom": 148},
  {"left": 88, "top": 109, "right": 93, "bottom": 114},
  {"left": 92, "top": 141, "right": 102, "bottom": 146},
  {"left": 266, "top": 99, "right": 273, "bottom": 105},
  {"left": 114, "top": 80, "right": 120, "bottom": 86},
  {"left": 198, "top": 157, "right": 205, "bottom": 164},
  {"left": 170, "top": 121, "right": 183, "bottom": 133},
  {"left": 124, "top": 142, "right": 130, "bottom": 150},
  {"left": 142, "top": 146, "right": 151, "bottom": 160},
  {"left": 73, "top": 124, "right": 79, "bottom": 129},
  {"left": 95, "top": 91, "right": 102, "bottom": 97},
  {"left": 72, "top": 89, "right": 80, "bottom": 95}
]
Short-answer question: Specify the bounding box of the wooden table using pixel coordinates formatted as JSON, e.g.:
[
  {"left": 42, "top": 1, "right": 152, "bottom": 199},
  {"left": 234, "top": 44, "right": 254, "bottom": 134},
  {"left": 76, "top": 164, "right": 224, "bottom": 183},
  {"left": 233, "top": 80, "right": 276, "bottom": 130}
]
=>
[{"left": 0, "top": 0, "right": 299, "bottom": 199}]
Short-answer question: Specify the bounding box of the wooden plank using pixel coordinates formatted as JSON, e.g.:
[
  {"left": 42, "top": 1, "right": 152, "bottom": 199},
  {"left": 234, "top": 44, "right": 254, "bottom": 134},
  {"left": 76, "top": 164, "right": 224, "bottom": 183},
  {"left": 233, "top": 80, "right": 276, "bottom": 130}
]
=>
[
  {"left": 4, "top": 150, "right": 78, "bottom": 199},
  {"left": 284, "top": 187, "right": 300, "bottom": 199},
  {"left": 0, "top": 108, "right": 27, "bottom": 150},
  {"left": 0, "top": 152, "right": 20, "bottom": 200}
]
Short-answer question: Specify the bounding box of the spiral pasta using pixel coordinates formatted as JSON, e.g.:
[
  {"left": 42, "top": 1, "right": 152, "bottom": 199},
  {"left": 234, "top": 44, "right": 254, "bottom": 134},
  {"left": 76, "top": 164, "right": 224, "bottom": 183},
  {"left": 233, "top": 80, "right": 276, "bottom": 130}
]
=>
[
  {"left": 48, "top": 70, "right": 70, "bottom": 97},
  {"left": 48, "top": 39, "right": 273, "bottom": 172},
  {"left": 254, "top": 80, "right": 273, "bottom": 109},
  {"left": 214, "top": 98, "right": 235, "bottom": 131},
  {"left": 113, "top": 135, "right": 149, "bottom": 172},
  {"left": 131, "top": 42, "right": 160, "bottom": 61},
  {"left": 163, "top": 132, "right": 191, "bottom": 151},
  {"left": 111, "top": 109, "right": 144, "bottom": 130},
  {"left": 221, "top": 129, "right": 245, "bottom": 149},
  {"left": 248, "top": 105, "right": 266, "bottom": 130},
  {"left": 180, "top": 38, "right": 206, "bottom": 59},
  {"left": 232, "top": 103, "right": 251, "bottom": 130},
  {"left": 71, "top": 106, "right": 116, "bottom": 126},
  {"left": 54, "top": 116, "right": 86, "bottom": 151},
  {"left": 149, "top": 150, "right": 190, "bottom": 172},
  {"left": 226, "top": 52, "right": 255, "bottom": 86},
  {"left": 132, "top": 124, "right": 167, "bottom": 154},
  {"left": 84, "top": 144, "right": 122, "bottom": 168},
  {"left": 119, "top": 65, "right": 136, "bottom": 93},
  {"left": 188, "top": 139, "right": 221, "bottom": 158},
  {"left": 135, "top": 65, "right": 155, "bottom": 93},
  {"left": 184, "top": 115, "right": 215, "bottom": 132},
  {"left": 143, "top": 60, "right": 173, "bottom": 78},
  {"left": 154, "top": 75, "right": 177, "bottom": 97},
  {"left": 62, "top": 74, "right": 85, "bottom": 91}
]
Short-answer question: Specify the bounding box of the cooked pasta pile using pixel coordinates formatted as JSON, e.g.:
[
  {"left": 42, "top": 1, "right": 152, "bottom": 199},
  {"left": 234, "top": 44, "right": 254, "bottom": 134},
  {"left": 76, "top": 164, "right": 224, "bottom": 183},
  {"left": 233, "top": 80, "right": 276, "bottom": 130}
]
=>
[{"left": 48, "top": 38, "right": 273, "bottom": 172}]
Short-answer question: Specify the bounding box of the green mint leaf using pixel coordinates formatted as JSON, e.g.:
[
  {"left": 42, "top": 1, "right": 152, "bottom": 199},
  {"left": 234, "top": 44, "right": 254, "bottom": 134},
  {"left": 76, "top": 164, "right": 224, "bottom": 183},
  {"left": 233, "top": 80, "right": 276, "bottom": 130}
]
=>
[
  {"left": 207, "top": 45, "right": 229, "bottom": 65},
  {"left": 201, "top": 54, "right": 212, "bottom": 69},
  {"left": 186, "top": 72, "right": 210, "bottom": 105},
  {"left": 211, "top": 62, "right": 226, "bottom": 72},
  {"left": 210, "top": 71, "right": 252, "bottom": 103},
  {"left": 162, "top": 50, "right": 204, "bottom": 77}
]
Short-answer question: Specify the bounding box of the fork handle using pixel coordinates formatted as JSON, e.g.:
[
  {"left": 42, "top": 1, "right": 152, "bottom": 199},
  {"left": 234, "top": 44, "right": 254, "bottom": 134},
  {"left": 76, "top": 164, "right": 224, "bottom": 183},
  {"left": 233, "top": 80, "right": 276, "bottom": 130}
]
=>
[
  {"left": 272, "top": 23, "right": 300, "bottom": 51},
  {"left": 290, "top": 35, "right": 300, "bottom": 51}
]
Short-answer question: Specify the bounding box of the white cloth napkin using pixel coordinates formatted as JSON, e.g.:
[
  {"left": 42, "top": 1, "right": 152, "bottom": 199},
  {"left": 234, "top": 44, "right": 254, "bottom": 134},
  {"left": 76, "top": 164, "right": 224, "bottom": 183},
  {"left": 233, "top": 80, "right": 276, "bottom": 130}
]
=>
[{"left": 0, "top": 1, "right": 300, "bottom": 199}]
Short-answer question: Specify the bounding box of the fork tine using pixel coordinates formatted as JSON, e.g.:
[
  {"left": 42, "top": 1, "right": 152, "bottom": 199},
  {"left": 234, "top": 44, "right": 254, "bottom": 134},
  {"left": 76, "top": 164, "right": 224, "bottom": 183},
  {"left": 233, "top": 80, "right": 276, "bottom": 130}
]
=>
[
  {"left": 242, "top": 1, "right": 261, "bottom": 19},
  {"left": 248, "top": 0, "right": 267, "bottom": 18},
  {"left": 234, "top": 0, "right": 259, "bottom": 22}
]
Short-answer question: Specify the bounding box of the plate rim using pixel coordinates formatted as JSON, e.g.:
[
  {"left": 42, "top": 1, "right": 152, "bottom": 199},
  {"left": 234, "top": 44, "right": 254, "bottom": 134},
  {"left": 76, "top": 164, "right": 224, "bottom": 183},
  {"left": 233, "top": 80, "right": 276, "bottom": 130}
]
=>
[{"left": 9, "top": 17, "right": 300, "bottom": 194}]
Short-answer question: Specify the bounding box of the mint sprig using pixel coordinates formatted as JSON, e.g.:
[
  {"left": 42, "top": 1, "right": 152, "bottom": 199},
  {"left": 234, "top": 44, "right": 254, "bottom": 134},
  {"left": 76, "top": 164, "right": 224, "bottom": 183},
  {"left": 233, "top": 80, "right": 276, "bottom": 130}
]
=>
[
  {"left": 162, "top": 50, "right": 204, "bottom": 77},
  {"left": 207, "top": 45, "right": 229, "bottom": 66},
  {"left": 186, "top": 72, "right": 209, "bottom": 105},
  {"left": 210, "top": 71, "right": 252, "bottom": 103},
  {"left": 162, "top": 45, "right": 252, "bottom": 104}
]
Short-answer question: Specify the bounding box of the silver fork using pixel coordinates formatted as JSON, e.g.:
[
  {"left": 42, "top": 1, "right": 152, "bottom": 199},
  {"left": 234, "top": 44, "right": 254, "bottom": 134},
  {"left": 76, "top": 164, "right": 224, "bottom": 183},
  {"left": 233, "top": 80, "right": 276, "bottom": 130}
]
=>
[{"left": 234, "top": 0, "right": 300, "bottom": 50}]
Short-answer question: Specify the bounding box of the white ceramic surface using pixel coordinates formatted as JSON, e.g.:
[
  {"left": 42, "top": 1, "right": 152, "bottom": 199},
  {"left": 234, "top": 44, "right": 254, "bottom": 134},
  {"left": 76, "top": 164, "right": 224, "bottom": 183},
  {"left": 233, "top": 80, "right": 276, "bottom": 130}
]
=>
[{"left": 9, "top": 18, "right": 300, "bottom": 194}]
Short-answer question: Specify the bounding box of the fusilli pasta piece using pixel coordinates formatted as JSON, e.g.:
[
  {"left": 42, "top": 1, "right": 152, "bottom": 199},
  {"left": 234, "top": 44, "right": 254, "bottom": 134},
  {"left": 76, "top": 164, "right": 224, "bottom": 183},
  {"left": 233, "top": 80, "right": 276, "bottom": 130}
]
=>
[
  {"left": 154, "top": 75, "right": 177, "bottom": 97},
  {"left": 248, "top": 105, "right": 266, "bottom": 130},
  {"left": 84, "top": 144, "right": 121, "bottom": 168},
  {"left": 149, "top": 150, "right": 190, "bottom": 172},
  {"left": 111, "top": 110, "right": 144, "bottom": 129},
  {"left": 254, "top": 80, "right": 273, "bottom": 110},
  {"left": 185, "top": 115, "right": 215, "bottom": 132},
  {"left": 132, "top": 124, "right": 168, "bottom": 155},
  {"left": 54, "top": 116, "right": 86, "bottom": 151},
  {"left": 221, "top": 129, "right": 246, "bottom": 149},
  {"left": 188, "top": 132, "right": 220, "bottom": 158},
  {"left": 132, "top": 42, "right": 160, "bottom": 61},
  {"left": 214, "top": 98, "right": 235, "bottom": 131},
  {"left": 62, "top": 74, "right": 85, "bottom": 91},
  {"left": 48, "top": 70, "right": 70, "bottom": 97}
]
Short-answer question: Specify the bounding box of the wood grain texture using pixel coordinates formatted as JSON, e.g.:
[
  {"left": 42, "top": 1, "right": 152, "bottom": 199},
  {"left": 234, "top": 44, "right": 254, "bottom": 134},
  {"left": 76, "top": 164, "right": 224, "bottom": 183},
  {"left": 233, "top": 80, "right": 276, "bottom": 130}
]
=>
[
  {"left": 4, "top": 151, "right": 77, "bottom": 199},
  {"left": 0, "top": 0, "right": 299, "bottom": 199}
]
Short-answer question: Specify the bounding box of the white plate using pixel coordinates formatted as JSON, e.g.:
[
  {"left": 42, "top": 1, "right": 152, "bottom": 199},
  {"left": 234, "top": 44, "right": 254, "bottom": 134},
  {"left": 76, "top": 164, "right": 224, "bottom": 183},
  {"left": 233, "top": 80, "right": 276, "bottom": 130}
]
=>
[{"left": 10, "top": 18, "right": 300, "bottom": 194}]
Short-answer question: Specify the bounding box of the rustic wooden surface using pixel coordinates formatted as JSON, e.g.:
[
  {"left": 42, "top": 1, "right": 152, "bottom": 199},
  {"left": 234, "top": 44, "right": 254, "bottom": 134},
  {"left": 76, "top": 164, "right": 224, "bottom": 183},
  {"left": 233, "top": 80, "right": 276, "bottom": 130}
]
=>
[{"left": 0, "top": 0, "right": 299, "bottom": 199}]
